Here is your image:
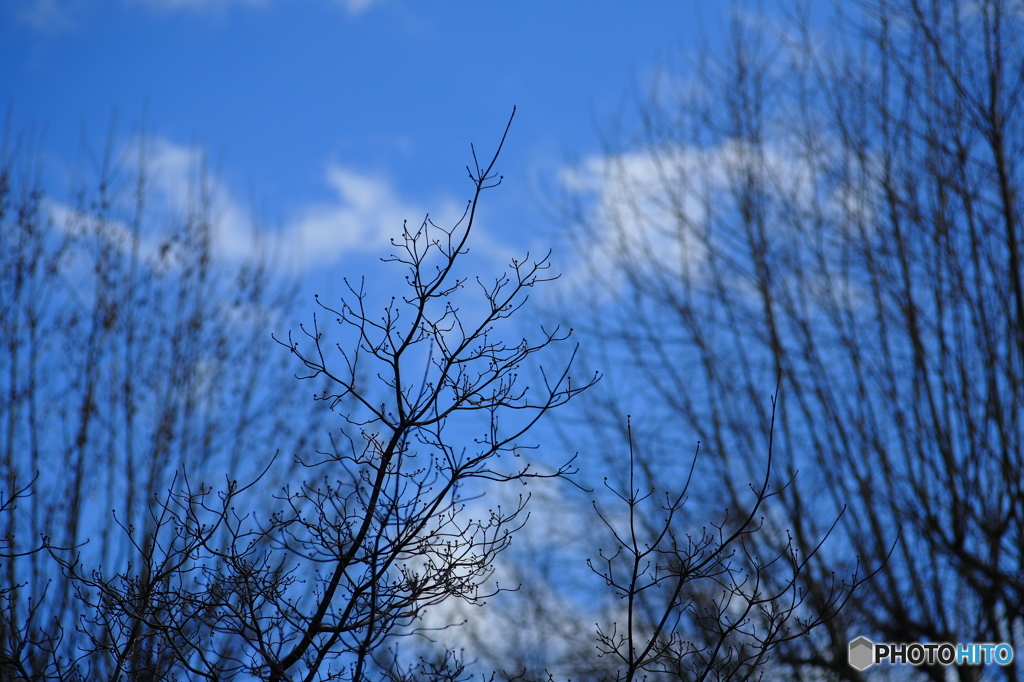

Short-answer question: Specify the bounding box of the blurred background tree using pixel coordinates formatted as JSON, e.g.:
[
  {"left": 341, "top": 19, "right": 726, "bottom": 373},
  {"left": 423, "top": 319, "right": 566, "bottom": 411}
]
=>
[
  {"left": 526, "top": 0, "right": 1024, "bottom": 680},
  {"left": 0, "top": 116, "right": 311, "bottom": 679}
]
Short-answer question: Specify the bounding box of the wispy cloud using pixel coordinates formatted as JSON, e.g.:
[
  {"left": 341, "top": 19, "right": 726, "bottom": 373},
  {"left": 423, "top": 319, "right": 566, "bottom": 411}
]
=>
[
  {"left": 16, "top": 0, "right": 78, "bottom": 33},
  {"left": 281, "top": 165, "right": 438, "bottom": 270},
  {"left": 126, "top": 0, "right": 268, "bottom": 9},
  {"left": 43, "top": 136, "right": 254, "bottom": 271},
  {"left": 557, "top": 135, "right": 879, "bottom": 315},
  {"left": 331, "top": 0, "right": 383, "bottom": 16},
  {"left": 12, "top": 0, "right": 385, "bottom": 27},
  {"left": 556, "top": 144, "right": 718, "bottom": 292},
  {"left": 45, "top": 135, "right": 515, "bottom": 279},
  {"left": 276, "top": 163, "right": 519, "bottom": 274},
  {"left": 126, "top": 0, "right": 383, "bottom": 14},
  {"left": 140, "top": 140, "right": 444, "bottom": 271}
]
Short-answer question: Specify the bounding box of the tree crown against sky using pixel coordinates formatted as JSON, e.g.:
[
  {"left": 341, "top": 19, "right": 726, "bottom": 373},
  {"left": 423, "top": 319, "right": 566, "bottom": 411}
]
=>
[{"left": 1, "top": 109, "right": 604, "bottom": 681}]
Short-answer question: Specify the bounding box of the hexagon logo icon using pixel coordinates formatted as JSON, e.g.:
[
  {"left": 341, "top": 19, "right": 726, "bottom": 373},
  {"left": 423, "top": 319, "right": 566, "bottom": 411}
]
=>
[{"left": 849, "top": 636, "right": 875, "bottom": 671}]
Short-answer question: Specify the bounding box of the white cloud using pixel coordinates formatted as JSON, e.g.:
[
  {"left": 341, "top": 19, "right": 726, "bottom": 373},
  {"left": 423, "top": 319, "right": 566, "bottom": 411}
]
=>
[
  {"left": 139, "top": 140, "right": 450, "bottom": 271},
  {"left": 557, "top": 144, "right": 721, "bottom": 293},
  {"left": 126, "top": 0, "right": 267, "bottom": 8},
  {"left": 281, "top": 165, "right": 428, "bottom": 270},
  {"left": 142, "top": 137, "right": 258, "bottom": 263},
  {"left": 556, "top": 135, "right": 884, "bottom": 325},
  {"left": 332, "top": 0, "right": 383, "bottom": 15},
  {"left": 16, "top": 0, "right": 77, "bottom": 32},
  {"left": 123, "top": 0, "right": 383, "bottom": 14},
  {"left": 47, "top": 135, "right": 517, "bottom": 279},
  {"left": 278, "top": 163, "right": 522, "bottom": 273},
  {"left": 96, "top": 139, "right": 402, "bottom": 269},
  {"left": 43, "top": 137, "right": 264, "bottom": 272}
]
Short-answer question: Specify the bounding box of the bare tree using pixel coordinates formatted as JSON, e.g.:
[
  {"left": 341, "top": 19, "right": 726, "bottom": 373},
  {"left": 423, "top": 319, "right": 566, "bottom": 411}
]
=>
[
  {"left": 547, "top": 1, "right": 1024, "bottom": 680},
  {"left": 0, "top": 112, "right": 310, "bottom": 680},
  {"left": 438, "top": 383, "right": 870, "bottom": 682},
  {"left": 3, "top": 109, "right": 598, "bottom": 681},
  {"left": 586, "top": 396, "right": 869, "bottom": 682},
  {"left": 241, "top": 109, "right": 596, "bottom": 681}
]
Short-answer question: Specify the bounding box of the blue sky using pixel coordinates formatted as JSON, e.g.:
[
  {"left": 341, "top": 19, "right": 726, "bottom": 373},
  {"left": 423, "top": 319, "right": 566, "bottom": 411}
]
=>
[{"left": 1, "top": 0, "right": 756, "bottom": 320}]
